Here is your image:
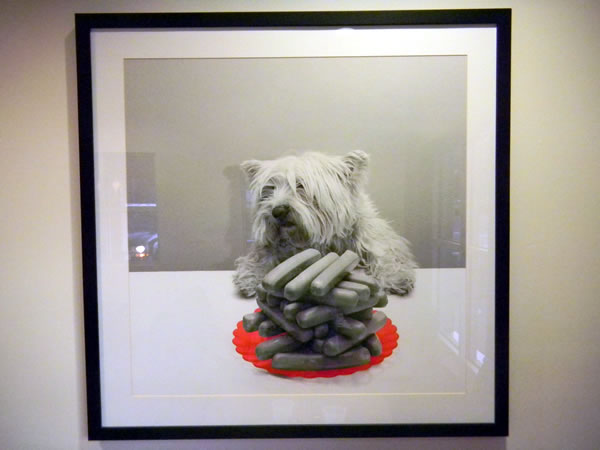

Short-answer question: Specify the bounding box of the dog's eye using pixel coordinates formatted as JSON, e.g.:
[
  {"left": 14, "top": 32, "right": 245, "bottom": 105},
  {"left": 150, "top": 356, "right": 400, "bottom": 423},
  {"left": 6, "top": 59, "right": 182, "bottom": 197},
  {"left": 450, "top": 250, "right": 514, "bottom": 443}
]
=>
[
  {"left": 260, "top": 186, "right": 275, "bottom": 199},
  {"left": 295, "top": 182, "right": 310, "bottom": 200}
]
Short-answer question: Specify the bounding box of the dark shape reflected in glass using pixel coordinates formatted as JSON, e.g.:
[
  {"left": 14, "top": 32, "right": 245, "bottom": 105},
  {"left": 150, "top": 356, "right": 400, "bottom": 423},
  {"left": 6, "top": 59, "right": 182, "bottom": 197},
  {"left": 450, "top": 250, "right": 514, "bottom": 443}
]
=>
[{"left": 127, "top": 153, "right": 159, "bottom": 270}]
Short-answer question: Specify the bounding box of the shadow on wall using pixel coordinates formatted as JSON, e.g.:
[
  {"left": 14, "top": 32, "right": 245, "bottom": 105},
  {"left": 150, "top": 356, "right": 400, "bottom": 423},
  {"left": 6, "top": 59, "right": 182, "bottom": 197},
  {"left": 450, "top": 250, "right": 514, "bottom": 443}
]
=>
[{"left": 222, "top": 163, "right": 253, "bottom": 270}]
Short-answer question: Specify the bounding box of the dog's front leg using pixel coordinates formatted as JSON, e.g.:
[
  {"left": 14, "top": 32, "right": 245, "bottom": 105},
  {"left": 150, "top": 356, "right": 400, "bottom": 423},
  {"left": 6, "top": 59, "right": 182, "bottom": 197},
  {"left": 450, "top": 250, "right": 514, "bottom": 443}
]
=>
[
  {"left": 233, "top": 246, "right": 273, "bottom": 297},
  {"left": 363, "top": 247, "right": 417, "bottom": 296},
  {"left": 233, "top": 253, "right": 260, "bottom": 297},
  {"left": 354, "top": 219, "right": 417, "bottom": 296}
]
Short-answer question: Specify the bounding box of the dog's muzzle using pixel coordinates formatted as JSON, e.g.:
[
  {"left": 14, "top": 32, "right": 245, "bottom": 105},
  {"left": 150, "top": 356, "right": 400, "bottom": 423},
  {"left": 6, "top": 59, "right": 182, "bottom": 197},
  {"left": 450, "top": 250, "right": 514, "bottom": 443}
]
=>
[
  {"left": 266, "top": 204, "right": 309, "bottom": 249},
  {"left": 271, "top": 204, "right": 297, "bottom": 229}
]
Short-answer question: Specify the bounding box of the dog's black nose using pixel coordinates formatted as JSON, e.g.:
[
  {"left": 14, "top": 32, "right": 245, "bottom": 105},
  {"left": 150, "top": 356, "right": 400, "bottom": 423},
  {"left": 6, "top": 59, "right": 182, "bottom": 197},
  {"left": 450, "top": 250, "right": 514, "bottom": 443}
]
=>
[{"left": 272, "top": 205, "right": 290, "bottom": 219}]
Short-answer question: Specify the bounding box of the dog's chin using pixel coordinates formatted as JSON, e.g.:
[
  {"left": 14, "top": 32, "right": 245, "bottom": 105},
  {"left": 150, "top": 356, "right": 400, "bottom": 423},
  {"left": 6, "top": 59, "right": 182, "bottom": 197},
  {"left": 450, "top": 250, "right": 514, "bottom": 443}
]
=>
[{"left": 264, "top": 221, "right": 310, "bottom": 259}]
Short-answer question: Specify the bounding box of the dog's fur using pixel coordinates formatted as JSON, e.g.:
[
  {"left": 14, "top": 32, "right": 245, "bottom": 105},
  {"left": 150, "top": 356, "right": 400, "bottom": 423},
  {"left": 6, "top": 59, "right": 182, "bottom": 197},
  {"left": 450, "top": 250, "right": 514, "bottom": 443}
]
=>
[{"left": 233, "top": 150, "right": 417, "bottom": 297}]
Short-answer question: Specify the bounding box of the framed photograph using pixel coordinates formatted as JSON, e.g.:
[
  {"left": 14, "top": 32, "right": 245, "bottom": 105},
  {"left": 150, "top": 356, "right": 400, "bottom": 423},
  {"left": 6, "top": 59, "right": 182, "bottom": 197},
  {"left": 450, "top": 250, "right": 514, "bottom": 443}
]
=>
[{"left": 76, "top": 9, "right": 510, "bottom": 440}]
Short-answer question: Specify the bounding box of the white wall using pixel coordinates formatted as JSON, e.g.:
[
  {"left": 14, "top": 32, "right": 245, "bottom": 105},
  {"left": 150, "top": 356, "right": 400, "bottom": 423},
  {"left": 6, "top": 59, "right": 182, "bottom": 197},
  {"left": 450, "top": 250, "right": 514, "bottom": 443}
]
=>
[{"left": 0, "top": 1, "right": 598, "bottom": 449}]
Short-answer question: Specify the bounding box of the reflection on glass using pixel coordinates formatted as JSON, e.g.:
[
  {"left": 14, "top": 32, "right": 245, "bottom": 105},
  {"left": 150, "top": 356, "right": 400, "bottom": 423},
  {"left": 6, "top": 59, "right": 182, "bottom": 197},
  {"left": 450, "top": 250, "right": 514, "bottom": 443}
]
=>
[
  {"left": 476, "top": 350, "right": 486, "bottom": 366},
  {"left": 127, "top": 153, "right": 159, "bottom": 271},
  {"left": 431, "top": 148, "right": 466, "bottom": 269}
]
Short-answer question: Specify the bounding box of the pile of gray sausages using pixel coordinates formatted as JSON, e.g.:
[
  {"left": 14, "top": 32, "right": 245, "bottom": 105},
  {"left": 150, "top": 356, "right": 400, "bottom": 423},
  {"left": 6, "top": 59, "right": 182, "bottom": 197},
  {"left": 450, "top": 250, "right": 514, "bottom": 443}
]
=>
[{"left": 242, "top": 249, "right": 389, "bottom": 371}]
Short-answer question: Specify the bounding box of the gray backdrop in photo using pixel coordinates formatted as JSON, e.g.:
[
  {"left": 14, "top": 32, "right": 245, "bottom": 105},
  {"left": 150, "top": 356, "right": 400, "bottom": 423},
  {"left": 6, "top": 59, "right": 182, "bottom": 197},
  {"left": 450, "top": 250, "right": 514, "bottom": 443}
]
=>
[{"left": 124, "top": 56, "right": 466, "bottom": 271}]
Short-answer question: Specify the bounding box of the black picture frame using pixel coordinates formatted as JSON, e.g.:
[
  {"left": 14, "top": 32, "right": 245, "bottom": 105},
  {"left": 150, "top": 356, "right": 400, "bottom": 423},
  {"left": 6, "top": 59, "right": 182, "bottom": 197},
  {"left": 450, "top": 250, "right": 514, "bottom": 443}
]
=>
[{"left": 76, "top": 9, "right": 510, "bottom": 440}]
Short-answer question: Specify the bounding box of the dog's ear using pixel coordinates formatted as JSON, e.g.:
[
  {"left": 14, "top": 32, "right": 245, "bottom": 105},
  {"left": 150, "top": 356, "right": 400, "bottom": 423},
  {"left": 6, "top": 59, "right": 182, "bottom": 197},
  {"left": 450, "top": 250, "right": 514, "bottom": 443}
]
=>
[
  {"left": 342, "top": 150, "right": 369, "bottom": 181},
  {"left": 240, "top": 159, "right": 261, "bottom": 181}
]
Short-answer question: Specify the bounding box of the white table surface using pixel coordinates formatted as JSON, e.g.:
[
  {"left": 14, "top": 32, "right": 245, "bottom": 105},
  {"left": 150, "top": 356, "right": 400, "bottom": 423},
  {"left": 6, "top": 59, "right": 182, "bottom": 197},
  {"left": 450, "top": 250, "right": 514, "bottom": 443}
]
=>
[{"left": 99, "top": 268, "right": 495, "bottom": 426}]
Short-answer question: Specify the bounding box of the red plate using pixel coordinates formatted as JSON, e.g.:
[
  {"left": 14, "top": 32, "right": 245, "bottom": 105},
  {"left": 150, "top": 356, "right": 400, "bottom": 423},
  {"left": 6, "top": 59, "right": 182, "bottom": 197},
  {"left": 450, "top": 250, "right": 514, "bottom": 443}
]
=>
[{"left": 232, "top": 310, "right": 399, "bottom": 378}]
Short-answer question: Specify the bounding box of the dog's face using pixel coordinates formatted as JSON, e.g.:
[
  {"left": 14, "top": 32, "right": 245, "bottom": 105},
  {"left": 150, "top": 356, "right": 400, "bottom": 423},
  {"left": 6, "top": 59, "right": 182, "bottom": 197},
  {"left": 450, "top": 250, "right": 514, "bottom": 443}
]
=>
[{"left": 241, "top": 151, "right": 369, "bottom": 254}]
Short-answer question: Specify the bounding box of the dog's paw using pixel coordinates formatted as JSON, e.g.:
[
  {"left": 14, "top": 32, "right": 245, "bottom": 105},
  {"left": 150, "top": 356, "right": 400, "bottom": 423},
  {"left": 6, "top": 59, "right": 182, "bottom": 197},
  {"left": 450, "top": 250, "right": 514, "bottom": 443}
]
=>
[
  {"left": 239, "top": 285, "right": 257, "bottom": 298},
  {"left": 388, "top": 280, "right": 414, "bottom": 296},
  {"left": 232, "top": 271, "right": 258, "bottom": 298},
  {"left": 385, "top": 275, "right": 415, "bottom": 296}
]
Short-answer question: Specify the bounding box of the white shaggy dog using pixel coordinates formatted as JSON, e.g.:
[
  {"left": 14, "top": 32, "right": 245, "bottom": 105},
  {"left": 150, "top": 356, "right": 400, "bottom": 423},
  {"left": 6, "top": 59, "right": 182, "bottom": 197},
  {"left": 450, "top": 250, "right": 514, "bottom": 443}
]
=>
[{"left": 233, "top": 150, "right": 417, "bottom": 297}]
